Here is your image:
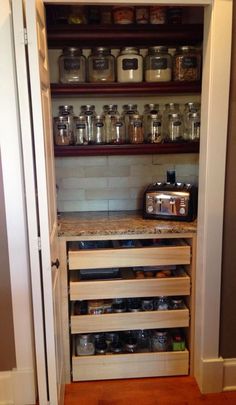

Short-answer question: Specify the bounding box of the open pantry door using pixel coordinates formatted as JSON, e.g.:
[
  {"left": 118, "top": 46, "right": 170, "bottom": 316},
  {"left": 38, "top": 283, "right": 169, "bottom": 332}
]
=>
[{"left": 12, "top": 0, "right": 64, "bottom": 403}]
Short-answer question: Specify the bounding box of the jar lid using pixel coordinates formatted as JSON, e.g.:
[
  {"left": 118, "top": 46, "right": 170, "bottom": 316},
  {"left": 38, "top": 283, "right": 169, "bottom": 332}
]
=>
[
  {"left": 165, "top": 103, "right": 179, "bottom": 110},
  {"left": 177, "top": 46, "right": 198, "bottom": 52},
  {"left": 103, "top": 104, "right": 118, "bottom": 111},
  {"left": 120, "top": 47, "right": 139, "bottom": 55},
  {"left": 122, "top": 104, "right": 138, "bottom": 110},
  {"left": 92, "top": 47, "right": 111, "bottom": 55},
  {"left": 59, "top": 105, "right": 73, "bottom": 111},
  {"left": 144, "top": 103, "right": 159, "bottom": 110},
  {"left": 81, "top": 105, "right": 95, "bottom": 111},
  {"left": 148, "top": 46, "right": 169, "bottom": 54},
  {"left": 62, "top": 47, "right": 82, "bottom": 55}
]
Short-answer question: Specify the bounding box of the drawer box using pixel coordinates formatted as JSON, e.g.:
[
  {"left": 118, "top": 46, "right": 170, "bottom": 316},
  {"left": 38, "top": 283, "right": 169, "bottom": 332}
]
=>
[
  {"left": 69, "top": 274, "right": 190, "bottom": 301},
  {"left": 70, "top": 308, "right": 190, "bottom": 334},
  {"left": 72, "top": 350, "right": 189, "bottom": 381},
  {"left": 68, "top": 240, "right": 191, "bottom": 270}
]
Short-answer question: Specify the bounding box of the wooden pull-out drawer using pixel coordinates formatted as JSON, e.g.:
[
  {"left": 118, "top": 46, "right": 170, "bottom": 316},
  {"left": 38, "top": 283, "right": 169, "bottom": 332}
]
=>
[
  {"left": 69, "top": 273, "right": 190, "bottom": 301},
  {"left": 68, "top": 240, "right": 191, "bottom": 270},
  {"left": 72, "top": 350, "right": 189, "bottom": 381},
  {"left": 70, "top": 307, "right": 189, "bottom": 334}
]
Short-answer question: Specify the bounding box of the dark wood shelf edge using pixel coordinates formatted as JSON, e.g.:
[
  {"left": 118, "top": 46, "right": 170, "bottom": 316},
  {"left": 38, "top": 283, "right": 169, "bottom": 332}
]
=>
[
  {"left": 51, "top": 82, "right": 201, "bottom": 96},
  {"left": 54, "top": 142, "right": 200, "bottom": 157}
]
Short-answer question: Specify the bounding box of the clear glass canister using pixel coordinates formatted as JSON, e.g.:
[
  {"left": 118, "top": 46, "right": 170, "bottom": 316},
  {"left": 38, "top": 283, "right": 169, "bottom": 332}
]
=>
[
  {"left": 117, "top": 47, "right": 143, "bottom": 83},
  {"left": 103, "top": 104, "right": 119, "bottom": 144},
  {"left": 59, "top": 47, "right": 86, "bottom": 83},
  {"left": 145, "top": 46, "right": 172, "bottom": 82},
  {"left": 76, "top": 334, "right": 95, "bottom": 356},
  {"left": 173, "top": 46, "right": 201, "bottom": 81},
  {"left": 122, "top": 104, "right": 139, "bottom": 140},
  {"left": 185, "top": 111, "right": 201, "bottom": 141},
  {"left": 88, "top": 47, "right": 115, "bottom": 82},
  {"left": 74, "top": 115, "right": 88, "bottom": 145},
  {"left": 110, "top": 115, "right": 126, "bottom": 144},
  {"left": 80, "top": 105, "right": 96, "bottom": 143},
  {"left": 128, "top": 114, "right": 144, "bottom": 144},
  {"left": 145, "top": 113, "right": 162, "bottom": 144},
  {"left": 57, "top": 105, "right": 75, "bottom": 143},
  {"left": 53, "top": 116, "right": 71, "bottom": 145},
  {"left": 143, "top": 103, "right": 159, "bottom": 135},
  {"left": 167, "top": 112, "right": 183, "bottom": 142},
  {"left": 92, "top": 115, "right": 105, "bottom": 144},
  {"left": 150, "top": 329, "right": 170, "bottom": 352},
  {"left": 162, "top": 103, "right": 180, "bottom": 139},
  {"left": 183, "top": 102, "right": 201, "bottom": 139}
]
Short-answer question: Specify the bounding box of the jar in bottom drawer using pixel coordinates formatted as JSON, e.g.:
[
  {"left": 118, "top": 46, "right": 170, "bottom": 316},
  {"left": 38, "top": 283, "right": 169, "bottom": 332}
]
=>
[
  {"left": 76, "top": 334, "right": 95, "bottom": 356},
  {"left": 150, "top": 329, "right": 171, "bottom": 352}
]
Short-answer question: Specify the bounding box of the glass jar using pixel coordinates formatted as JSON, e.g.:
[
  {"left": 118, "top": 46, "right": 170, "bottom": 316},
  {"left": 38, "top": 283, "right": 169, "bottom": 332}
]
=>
[
  {"left": 127, "top": 298, "right": 142, "bottom": 312},
  {"left": 171, "top": 297, "right": 185, "bottom": 310},
  {"left": 113, "top": 6, "right": 134, "bottom": 24},
  {"left": 167, "top": 7, "right": 183, "bottom": 24},
  {"left": 185, "top": 111, "right": 201, "bottom": 141},
  {"left": 57, "top": 105, "right": 76, "bottom": 143},
  {"left": 87, "top": 300, "right": 104, "bottom": 315},
  {"left": 162, "top": 103, "right": 180, "bottom": 139},
  {"left": 76, "top": 334, "right": 95, "bottom": 356},
  {"left": 135, "top": 7, "right": 149, "bottom": 24},
  {"left": 103, "top": 104, "right": 119, "bottom": 143},
  {"left": 128, "top": 114, "right": 144, "bottom": 144},
  {"left": 136, "top": 329, "right": 150, "bottom": 352},
  {"left": 173, "top": 46, "right": 201, "bottom": 81},
  {"left": 112, "top": 298, "right": 127, "bottom": 313},
  {"left": 145, "top": 46, "right": 172, "bottom": 82},
  {"left": 122, "top": 104, "right": 139, "bottom": 139},
  {"left": 117, "top": 47, "right": 143, "bottom": 83},
  {"left": 58, "top": 47, "right": 86, "bottom": 83},
  {"left": 88, "top": 47, "right": 115, "bottom": 82},
  {"left": 150, "top": 6, "right": 167, "bottom": 24},
  {"left": 53, "top": 116, "right": 72, "bottom": 146},
  {"left": 141, "top": 298, "right": 154, "bottom": 311},
  {"left": 145, "top": 113, "right": 162, "bottom": 144},
  {"left": 92, "top": 115, "right": 105, "bottom": 144},
  {"left": 150, "top": 329, "right": 170, "bottom": 352},
  {"left": 155, "top": 296, "right": 170, "bottom": 310},
  {"left": 124, "top": 337, "right": 138, "bottom": 353},
  {"left": 167, "top": 112, "right": 184, "bottom": 141},
  {"left": 74, "top": 115, "right": 88, "bottom": 145},
  {"left": 110, "top": 115, "right": 126, "bottom": 144},
  {"left": 80, "top": 105, "right": 96, "bottom": 143},
  {"left": 143, "top": 104, "right": 159, "bottom": 136}
]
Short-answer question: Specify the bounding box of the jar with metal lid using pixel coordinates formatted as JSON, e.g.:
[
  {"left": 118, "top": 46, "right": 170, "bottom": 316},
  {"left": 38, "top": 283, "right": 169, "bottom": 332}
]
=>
[
  {"left": 145, "top": 113, "right": 162, "bottom": 144},
  {"left": 92, "top": 115, "right": 105, "bottom": 144},
  {"left": 185, "top": 111, "right": 201, "bottom": 141},
  {"left": 76, "top": 334, "right": 95, "bottom": 356},
  {"left": 88, "top": 47, "right": 115, "bottom": 82},
  {"left": 87, "top": 300, "right": 104, "bottom": 315},
  {"left": 162, "top": 103, "right": 180, "bottom": 140},
  {"left": 74, "top": 115, "right": 88, "bottom": 145},
  {"left": 127, "top": 298, "right": 142, "bottom": 312},
  {"left": 167, "top": 112, "right": 184, "bottom": 142},
  {"left": 59, "top": 47, "right": 86, "bottom": 83},
  {"left": 113, "top": 6, "right": 134, "bottom": 24},
  {"left": 154, "top": 296, "right": 170, "bottom": 311},
  {"left": 167, "top": 6, "right": 183, "bottom": 24},
  {"left": 112, "top": 298, "right": 127, "bottom": 313},
  {"left": 103, "top": 104, "right": 119, "bottom": 143},
  {"left": 171, "top": 297, "right": 185, "bottom": 310},
  {"left": 53, "top": 116, "right": 72, "bottom": 146},
  {"left": 124, "top": 337, "right": 138, "bottom": 353},
  {"left": 173, "top": 46, "right": 201, "bottom": 81},
  {"left": 143, "top": 104, "right": 159, "bottom": 135},
  {"left": 122, "top": 104, "right": 139, "bottom": 139},
  {"left": 145, "top": 46, "right": 172, "bottom": 82},
  {"left": 150, "top": 6, "right": 167, "bottom": 24},
  {"left": 95, "top": 339, "right": 108, "bottom": 355},
  {"left": 128, "top": 114, "right": 144, "bottom": 144},
  {"left": 150, "top": 329, "right": 170, "bottom": 352},
  {"left": 117, "top": 47, "right": 143, "bottom": 83},
  {"left": 141, "top": 298, "right": 154, "bottom": 311},
  {"left": 57, "top": 105, "right": 76, "bottom": 143},
  {"left": 80, "top": 105, "right": 96, "bottom": 143},
  {"left": 135, "top": 7, "right": 149, "bottom": 24},
  {"left": 110, "top": 115, "right": 126, "bottom": 144}
]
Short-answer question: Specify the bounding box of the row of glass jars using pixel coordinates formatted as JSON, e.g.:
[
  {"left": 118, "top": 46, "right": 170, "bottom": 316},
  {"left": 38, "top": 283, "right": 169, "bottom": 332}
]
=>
[
  {"left": 59, "top": 46, "right": 201, "bottom": 84},
  {"left": 53, "top": 102, "right": 201, "bottom": 146},
  {"left": 74, "top": 296, "right": 185, "bottom": 315},
  {"left": 75, "top": 328, "right": 186, "bottom": 356}
]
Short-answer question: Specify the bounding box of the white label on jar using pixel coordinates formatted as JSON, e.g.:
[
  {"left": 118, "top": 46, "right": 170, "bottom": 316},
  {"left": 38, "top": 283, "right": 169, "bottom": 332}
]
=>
[
  {"left": 76, "top": 123, "right": 86, "bottom": 129},
  {"left": 173, "top": 121, "right": 181, "bottom": 126},
  {"left": 93, "top": 58, "right": 109, "bottom": 71},
  {"left": 57, "top": 124, "right": 67, "bottom": 130},
  {"left": 133, "top": 121, "right": 142, "bottom": 127},
  {"left": 151, "top": 58, "right": 168, "bottom": 70},
  {"left": 95, "top": 122, "right": 104, "bottom": 127},
  {"left": 115, "top": 122, "right": 123, "bottom": 127},
  {"left": 122, "top": 58, "right": 138, "bottom": 70},
  {"left": 64, "top": 58, "right": 80, "bottom": 71},
  {"left": 153, "top": 121, "right": 161, "bottom": 127},
  {"left": 182, "top": 56, "right": 197, "bottom": 68}
]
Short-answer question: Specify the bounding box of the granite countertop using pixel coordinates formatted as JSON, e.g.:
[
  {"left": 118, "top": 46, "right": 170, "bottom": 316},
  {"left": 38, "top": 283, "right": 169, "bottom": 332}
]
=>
[{"left": 58, "top": 211, "right": 197, "bottom": 237}]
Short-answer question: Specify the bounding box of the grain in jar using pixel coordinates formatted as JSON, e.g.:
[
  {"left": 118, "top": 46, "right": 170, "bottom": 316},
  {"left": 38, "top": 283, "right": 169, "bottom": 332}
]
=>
[
  {"left": 53, "top": 116, "right": 71, "bottom": 146},
  {"left": 117, "top": 47, "right": 143, "bottom": 83},
  {"left": 150, "top": 6, "right": 167, "bottom": 24},
  {"left": 88, "top": 47, "right": 115, "bottom": 82},
  {"left": 59, "top": 47, "right": 86, "bottom": 83},
  {"left": 145, "top": 46, "right": 172, "bottom": 82},
  {"left": 173, "top": 46, "right": 201, "bottom": 81},
  {"left": 113, "top": 6, "right": 134, "bottom": 24},
  {"left": 145, "top": 113, "right": 162, "bottom": 143},
  {"left": 128, "top": 114, "right": 144, "bottom": 144},
  {"left": 122, "top": 104, "right": 139, "bottom": 139}
]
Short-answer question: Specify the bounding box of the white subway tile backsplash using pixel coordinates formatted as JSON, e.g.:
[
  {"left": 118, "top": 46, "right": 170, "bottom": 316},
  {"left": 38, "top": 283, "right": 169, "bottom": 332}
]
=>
[
  {"left": 86, "top": 188, "right": 131, "bottom": 200},
  {"left": 58, "top": 189, "right": 85, "bottom": 201},
  {"left": 108, "top": 199, "right": 142, "bottom": 211},
  {"left": 108, "top": 155, "right": 152, "bottom": 166},
  {"left": 59, "top": 200, "right": 108, "bottom": 212},
  {"left": 61, "top": 177, "right": 108, "bottom": 189}
]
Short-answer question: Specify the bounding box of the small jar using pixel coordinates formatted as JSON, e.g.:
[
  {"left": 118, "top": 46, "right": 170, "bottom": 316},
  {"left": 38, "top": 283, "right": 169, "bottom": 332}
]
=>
[
  {"left": 124, "top": 337, "right": 138, "bottom": 353},
  {"left": 128, "top": 114, "right": 144, "bottom": 144},
  {"left": 141, "top": 298, "right": 154, "bottom": 311},
  {"left": 112, "top": 298, "right": 127, "bottom": 313},
  {"left": 155, "top": 296, "right": 170, "bottom": 310},
  {"left": 145, "top": 113, "right": 162, "bottom": 144},
  {"left": 59, "top": 47, "right": 86, "bottom": 83},
  {"left": 172, "top": 330, "right": 186, "bottom": 351},
  {"left": 173, "top": 46, "right": 201, "bottom": 82},
  {"left": 135, "top": 7, "right": 149, "bottom": 24},
  {"left": 103, "top": 300, "right": 113, "bottom": 314},
  {"left": 167, "top": 112, "right": 184, "bottom": 142},
  {"left": 127, "top": 298, "right": 142, "bottom": 312},
  {"left": 167, "top": 7, "right": 183, "bottom": 24},
  {"left": 113, "top": 6, "right": 134, "bottom": 24},
  {"left": 145, "top": 46, "right": 172, "bottom": 82},
  {"left": 136, "top": 329, "right": 150, "bottom": 352},
  {"left": 105, "top": 332, "right": 120, "bottom": 350},
  {"left": 150, "top": 329, "right": 170, "bottom": 352},
  {"left": 53, "top": 116, "right": 72, "bottom": 146},
  {"left": 57, "top": 105, "right": 76, "bottom": 143},
  {"left": 117, "top": 47, "right": 143, "bottom": 83},
  {"left": 185, "top": 112, "right": 201, "bottom": 141},
  {"left": 110, "top": 341, "right": 123, "bottom": 354},
  {"left": 150, "top": 6, "right": 167, "bottom": 24},
  {"left": 76, "top": 334, "right": 95, "bottom": 356},
  {"left": 92, "top": 115, "right": 105, "bottom": 144},
  {"left": 74, "top": 115, "right": 88, "bottom": 145},
  {"left": 171, "top": 297, "right": 185, "bottom": 310},
  {"left": 110, "top": 115, "right": 126, "bottom": 144},
  {"left": 87, "top": 300, "right": 104, "bottom": 315},
  {"left": 95, "top": 339, "right": 108, "bottom": 355},
  {"left": 88, "top": 47, "right": 115, "bottom": 82},
  {"left": 80, "top": 105, "right": 96, "bottom": 143}
]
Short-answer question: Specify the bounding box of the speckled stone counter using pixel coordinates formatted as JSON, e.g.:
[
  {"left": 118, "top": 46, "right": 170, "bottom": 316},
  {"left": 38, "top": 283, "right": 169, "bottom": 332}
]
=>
[{"left": 58, "top": 211, "right": 197, "bottom": 237}]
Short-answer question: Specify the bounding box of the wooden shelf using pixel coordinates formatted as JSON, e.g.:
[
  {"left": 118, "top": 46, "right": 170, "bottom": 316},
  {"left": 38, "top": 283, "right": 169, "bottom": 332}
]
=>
[
  {"left": 54, "top": 142, "right": 199, "bottom": 157},
  {"left": 51, "top": 81, "right": 201, "bottom": 97},
  {"left": 47, "top": 23, "right": 203, "bottom": 48}
]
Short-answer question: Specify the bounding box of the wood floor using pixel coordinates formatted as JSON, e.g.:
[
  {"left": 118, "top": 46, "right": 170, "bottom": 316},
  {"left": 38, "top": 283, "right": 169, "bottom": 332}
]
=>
[{"left": 64, "top": 376, "right": 236, "bottom": 404}]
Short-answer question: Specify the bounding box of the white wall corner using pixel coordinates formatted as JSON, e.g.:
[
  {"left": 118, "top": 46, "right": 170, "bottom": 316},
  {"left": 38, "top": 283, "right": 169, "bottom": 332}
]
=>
[
  {"left": 223, "top": 359, "right": 236, "bottom": 392},
  {"left": 0, "top": 368, "right": 36, "bottom": 405},
  {"left": 197, "top": 357, "right": 224, "bottom": 393}
]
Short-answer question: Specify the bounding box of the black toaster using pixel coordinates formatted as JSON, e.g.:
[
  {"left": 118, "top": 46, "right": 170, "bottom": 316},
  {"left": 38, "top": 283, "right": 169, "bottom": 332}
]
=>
[{"left": 143, "top": 181, "right": 198, "bottom": 221}]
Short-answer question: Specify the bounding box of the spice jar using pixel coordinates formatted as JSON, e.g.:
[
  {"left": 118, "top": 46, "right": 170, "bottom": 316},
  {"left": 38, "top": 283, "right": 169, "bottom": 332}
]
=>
[
  {"left": 54, "top": 116, "right": 71, "bottom": 146},
  {"left": 113, "top": 6, "right": 134, "bottom": 24},
  {"left": 127, "top": 298, "right": 142, "bottom": 312},
  {"left": 87, "top": 300, "right": 104, "bottom": 315},
  {"left": 76, "top": 334, "right": 95, "bottom": 356},
  {"left": 172, "top": 330, "right": 186, "bottom": 351},
  {"left": 124, "top": 337, "right": 138, "bottom": 353},
  {"left": 112, "top": 298, "right": 126, "bottom": 313},
  {"left": 167, "top": 112, "right": 184, "bottom": 142},
  {"left": 150, "top": 329, "right": 170, "bottom": 352},
  {"left": 122, "top": 104, "right": 139, "bottom": 139},
  {"left": 117, "top": 47, "right": 143, "bottom": 83},
  {"left": 135, "top": 7, "right": 149, "bottom": 24},
  {"left": 154, "top": 296, "right": 170, "bottom": 310},
  {"left": 110, "top": 115, "right": 126, "bottom": 144},
  {"left": 143, "top": 104, "right": 159, "bottom": 136},
  {"left": 56, "top": 105, "right": 76, "bottom": 144},
  {"left": 171, "top": 297, "right": 185, "bottom": 310},
  {"left": 128, "top": 114, "right": 144, "bottom": 144},
  {"left": 141, "top": 298, "right": 154, "bottom": 311},
  {"left": 145, "top": 46, "right": 172, "bottom": 82},
  {"left": 88, "top": 47, "right": 115, "bottom": 82},
  {"left": 80, "top": 105, "right": 96, "bottom": 143},
  {"left": 150, "top": 6, "right": 167, "bottom": 24},
  {"left": 162, "top": 103, "right": 180, "bottom": 140},
  {"left": 145, "top": 113, "right": 162, "bottom": 144},
  {"left": 103, "top": 104, "right": 119, "bottom": 143},
  {"left": 167, "top": 7, "right": 183, "bottom": 24},
  {"left": 74, "top": 115, "right": 88, "bottom": 145},
  {"left": 173, "top": 46, "right": 201, "bottom": 81},
  {"left": 92, "top": 115, "right": 105, "bottom": 144},
  {"left": 59, "top": 47, "right": 86, "bottom": 83}
]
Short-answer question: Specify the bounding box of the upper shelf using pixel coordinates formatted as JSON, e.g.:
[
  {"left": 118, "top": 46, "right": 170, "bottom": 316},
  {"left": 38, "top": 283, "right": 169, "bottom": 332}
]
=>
[
  {"left": 51, "top": 81, "right": 202, "bottom": 97},
  {"left": 47, "top": 23, "right": 203, "bottom": 49}
]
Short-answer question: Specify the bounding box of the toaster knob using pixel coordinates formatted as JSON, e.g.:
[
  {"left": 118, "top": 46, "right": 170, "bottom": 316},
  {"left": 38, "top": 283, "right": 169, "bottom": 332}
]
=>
[{"left": 179, "top": 207, "right": 186, "bottom": 215}]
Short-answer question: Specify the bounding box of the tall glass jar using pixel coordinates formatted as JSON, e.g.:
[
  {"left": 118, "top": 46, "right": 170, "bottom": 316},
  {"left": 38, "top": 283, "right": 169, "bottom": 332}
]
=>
[
  {"left": 162, "top": 103, "right": 180, "bottom": 139},
  {"left": 110, "top": 115, "right": 126, "bottom": 144},
  {"left": 80, "top": 105, "right": 96, "bottom": 143},
  {"left": 144, "top": 46, "right": 172, "bottom": 82},
  {"left": 57, "top": 105, "right": 76, "bottom": 143},
  {"left": 58, "top": 47, "right": 86, "bottom": 83},
  {"left": 145, "top": 113, "right": 162, "bottom": 143},
  {"left": 173, "top": 46, "right": 201, "bottom": 81},
  {"left": 53, "top": 116, "right": 71, "bottom": 145},
  {"left": 143, "top": 103, "right": 159, "bottom": 136},
  {"left": 117, "top": 47, "right": 143, "bottom": 83},
  {"left": 88, "top": 47, "right": 115, "bottom": 82},
  {"left": 92, "top": 115, "right": 105, "bottom": 144},
  {"left": 74, "top": 115, "right": 88, "bottom": 145},
  {"left": 122, "top": 104, "right": 139, "bottom": 140},
  {"left": 183, "top": 102, "right": 201, "bottom": 139},
  {"left": 185, "top": 111, "right": 201, "bottom": 141},
  {"left": 128, "top": 114, "right": 144, "bottom": 144},
  {"left": 167, "top": 112, "right": 184, "bottom": 142},
  {"left": 103, "top": 104, "right": 119, "bottom": 143}
]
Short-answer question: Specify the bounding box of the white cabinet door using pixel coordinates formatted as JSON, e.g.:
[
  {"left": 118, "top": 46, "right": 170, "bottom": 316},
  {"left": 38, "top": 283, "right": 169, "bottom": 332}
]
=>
[{"left": 12, "top": 0, "right": 64, "bottom": 404}]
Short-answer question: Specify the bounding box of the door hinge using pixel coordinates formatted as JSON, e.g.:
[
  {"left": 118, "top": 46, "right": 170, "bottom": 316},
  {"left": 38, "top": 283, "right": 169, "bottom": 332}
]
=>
[
  {"left": 24, "top": 28, "right": 28, "bottom": 45},
  {"left": 38, "top": 237, "right": 42, "bottom": 251}
]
